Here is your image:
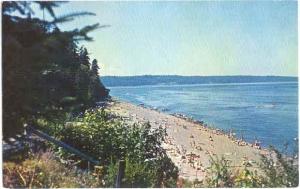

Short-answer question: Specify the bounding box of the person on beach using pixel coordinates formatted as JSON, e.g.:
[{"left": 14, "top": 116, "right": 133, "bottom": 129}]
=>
[{"left": 254, "top": 140, "right": 261, "bottom": 149}]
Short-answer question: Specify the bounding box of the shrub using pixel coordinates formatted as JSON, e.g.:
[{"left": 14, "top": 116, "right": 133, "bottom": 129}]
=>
[
  {"left": 3, "top": 150, "right": 102, "bottom": 188},
  {"left": 233, "top": 167, "right": 262, "bottom": 187},
  {"left": 259, "top": 146, "right": 298, "bottom": 187},
  {"left": 121, "top": 157, "right": 157, "bottom": 187},
  {"left": 205, "top": 155, "right": 234, "bottom": 187},
  {"left": 38, "top": 108, "right": 178, "bottom": 187},
  {"left": 204, "top": 146, "right": 298, "bottom": 188}
]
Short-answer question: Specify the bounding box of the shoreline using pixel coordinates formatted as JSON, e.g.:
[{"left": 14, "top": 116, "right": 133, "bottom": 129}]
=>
[
  {"left": 113, "top": 98, "right": 266, "bottom": 151},
  {"left": 106, "top": 98, "right": 269, "bottom": 181}
]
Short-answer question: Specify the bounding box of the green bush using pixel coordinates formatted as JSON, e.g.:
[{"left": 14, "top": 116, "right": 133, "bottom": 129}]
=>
[
  {"left": 204, "top": 146, "right": 298, "bottom": 188},
  {"left": 39, "top": 108, "right": 178, "bottom": 187},
  {"left": 259, "top": 146, "right": 298, "bottom": 187},
  {"left": 233, "top": 167, "right": 262, "bottom": 187},
  {"left": 204, "top": 155, "right": 234, "bottom": 187}
]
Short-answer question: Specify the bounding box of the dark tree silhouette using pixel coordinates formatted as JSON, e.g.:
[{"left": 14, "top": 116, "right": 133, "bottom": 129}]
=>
[
  {"left": 90, "top": 59, "right": 109, "bottom": 102},
  {"left": 2, "top": 1, "right": 109, "bottom": 139}
]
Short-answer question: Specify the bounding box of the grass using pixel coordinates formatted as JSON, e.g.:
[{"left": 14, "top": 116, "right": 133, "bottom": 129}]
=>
[{"left": 3, "top": 150, "right": 103, "bottom": 188}]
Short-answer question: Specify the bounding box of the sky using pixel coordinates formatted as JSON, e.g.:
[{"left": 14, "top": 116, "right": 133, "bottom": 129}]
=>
[{"left": 32, "top": 1, "right": 297, "bottom": 76}]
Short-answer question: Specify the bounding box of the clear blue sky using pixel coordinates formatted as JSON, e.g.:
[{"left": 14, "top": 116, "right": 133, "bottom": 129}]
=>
[{"left": 33, "top": 1, "right": 297, "bottom": 76}]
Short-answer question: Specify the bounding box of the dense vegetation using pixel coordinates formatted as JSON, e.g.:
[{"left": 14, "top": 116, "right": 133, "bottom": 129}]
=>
[
  {"left": 5, "top": 109, "right": 179, "bottom": 188},
  {"left": 3, "top": 1, "right": 109, "bottom": 139},
  {"left": 102, "top": 75, "right": 298, "bottom": 87}
]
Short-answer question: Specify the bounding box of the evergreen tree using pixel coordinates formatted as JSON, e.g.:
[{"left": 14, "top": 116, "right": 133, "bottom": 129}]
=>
[
  {"left": 91, "top": 59, "right": 100, "bottom": 75},
  {"left": 90, "top": 59, "right": 109, "bottom": 102},
  {"left": 2, "top": 1, "right": 109, "bottom": 138}
]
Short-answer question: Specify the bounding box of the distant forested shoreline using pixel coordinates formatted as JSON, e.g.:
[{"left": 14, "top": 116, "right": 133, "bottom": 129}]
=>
[{"left": 102, "top": 75, "right": 298, "bottom": 87}]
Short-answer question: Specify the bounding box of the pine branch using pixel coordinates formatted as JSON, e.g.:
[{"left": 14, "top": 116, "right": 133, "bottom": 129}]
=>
[
  {"left": 35, "top": 1, "right": 60, "bottom": 18},
  {"left": 79, "top": 23, "right": 110, "bottom": 34},
  {"left": 71, "top": 23, "right": 110, "bottom": 42},
  {"left": 2, "top": 1, "right": 33, "bottom": 16},
  {"left": 52, "top": 11, "right": 96, "bottom": 24}
]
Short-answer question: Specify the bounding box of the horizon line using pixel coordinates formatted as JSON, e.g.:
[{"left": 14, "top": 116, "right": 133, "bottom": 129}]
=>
[{"left": 101, "top": 74, "right": 298, "bottom": 77}]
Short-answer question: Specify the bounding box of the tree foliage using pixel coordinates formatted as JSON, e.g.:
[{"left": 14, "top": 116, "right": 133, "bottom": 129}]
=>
[{"left": 3, "top": 1, "right": 109, "bottom": 138}]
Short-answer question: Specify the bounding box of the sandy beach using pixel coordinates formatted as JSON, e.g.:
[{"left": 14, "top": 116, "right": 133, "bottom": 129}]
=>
[{"left": 106, "top": 99, "right": 269, "bottom": 181}]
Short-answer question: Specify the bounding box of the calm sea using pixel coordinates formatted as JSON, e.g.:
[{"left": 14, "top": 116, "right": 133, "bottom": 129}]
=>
[{"left": 108, "top": 82, "right": 298, "bottom": 151}]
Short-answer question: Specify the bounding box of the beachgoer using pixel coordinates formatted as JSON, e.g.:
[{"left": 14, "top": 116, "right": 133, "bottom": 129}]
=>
[{"left": 254, "top": 140, "right": 261, "bottom": 149}]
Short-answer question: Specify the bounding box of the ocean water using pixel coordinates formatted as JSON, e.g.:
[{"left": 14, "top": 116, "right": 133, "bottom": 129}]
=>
[{"left": 108, "top": 82, "right": 298, "bottom": 151}]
